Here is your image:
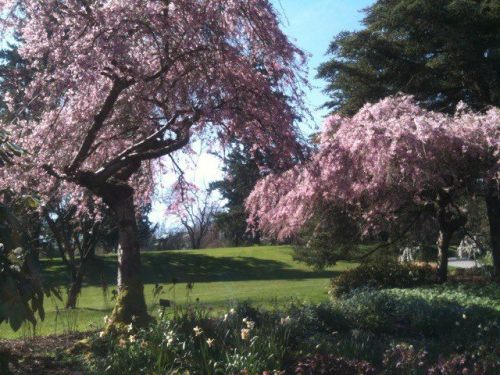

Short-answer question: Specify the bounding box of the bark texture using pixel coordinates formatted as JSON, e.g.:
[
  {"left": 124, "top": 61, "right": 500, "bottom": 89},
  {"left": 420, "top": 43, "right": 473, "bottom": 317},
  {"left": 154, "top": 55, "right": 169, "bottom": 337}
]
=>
[
  {"left": 436, "top": 229, "right": 453, "bottom": 283},
  {"left": 102, "top": 183, "right": 151, "bottom": 327},
  {"left": 435, "top": 190, "right": 466, "bottom": 283},
  {"left": 485, "top": 184, "right": 500, "bottom": 282},
  {"left": 66, "top": 269, "right": 84, "bottom": 309}
]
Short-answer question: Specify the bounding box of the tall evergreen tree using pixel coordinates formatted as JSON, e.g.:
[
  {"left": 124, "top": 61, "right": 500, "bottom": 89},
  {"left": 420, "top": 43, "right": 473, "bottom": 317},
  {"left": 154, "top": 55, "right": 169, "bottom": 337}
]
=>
[
  {"left": 318, "top": 0, "right": 500, "bottom": 116},
  {"left": 210, "top": 145, "right": 262, "bottom": 246}
]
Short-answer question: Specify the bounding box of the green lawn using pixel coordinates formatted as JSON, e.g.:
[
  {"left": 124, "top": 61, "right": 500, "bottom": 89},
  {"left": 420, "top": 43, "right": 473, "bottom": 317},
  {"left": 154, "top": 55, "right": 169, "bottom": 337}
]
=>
[{"left": 1, "top": 245, "right": 357, "bottom": 339}]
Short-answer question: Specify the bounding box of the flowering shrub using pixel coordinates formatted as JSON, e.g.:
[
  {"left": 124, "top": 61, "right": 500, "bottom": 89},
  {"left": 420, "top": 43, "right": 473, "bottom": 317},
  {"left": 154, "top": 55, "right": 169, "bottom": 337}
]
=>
[
  {"left": 428, "top": 354, "right": 499, "bottom": 375},
  {"left": 330, "top": 260, "right": 436, "bottom": 297},
  {"left": 87, "top": 304, "right": 296, "bottom": 374}
]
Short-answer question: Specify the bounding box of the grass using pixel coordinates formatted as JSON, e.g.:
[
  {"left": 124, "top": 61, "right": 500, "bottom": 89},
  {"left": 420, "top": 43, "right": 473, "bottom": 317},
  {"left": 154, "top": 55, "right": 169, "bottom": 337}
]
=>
[{"left": 0, "top": 245, "right": 358, "bottom": 339}]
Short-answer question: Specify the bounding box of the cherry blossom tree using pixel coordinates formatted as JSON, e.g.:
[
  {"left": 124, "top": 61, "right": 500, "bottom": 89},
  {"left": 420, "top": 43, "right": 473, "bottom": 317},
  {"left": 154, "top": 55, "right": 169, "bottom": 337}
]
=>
[
  {"left": 247, "top": 96, "right": 499, "bottom": 282},
  {"left": 0, "top": 0, "right": 306, "bottom": 325}
]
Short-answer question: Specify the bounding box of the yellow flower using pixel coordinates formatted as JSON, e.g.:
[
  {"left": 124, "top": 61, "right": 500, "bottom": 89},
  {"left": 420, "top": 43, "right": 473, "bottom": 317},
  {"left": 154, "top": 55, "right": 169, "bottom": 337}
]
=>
[
  {"left": 127, "top": 323, "right": 134, "bottom": 332},
  {"left": 206, "top": 338, "right": 215, "bottom": 348},
  {"left": 241, "top": 328, "right": 250, "bottom": 340},
  {"left": 280, "top": 316, "right": 291, "bottom": 326},
  {"left": 193, "top": 326, "right": 203, "bottom": 336},
  {"left": 129, "top": 335, "right": 137, "bottom": 343}
]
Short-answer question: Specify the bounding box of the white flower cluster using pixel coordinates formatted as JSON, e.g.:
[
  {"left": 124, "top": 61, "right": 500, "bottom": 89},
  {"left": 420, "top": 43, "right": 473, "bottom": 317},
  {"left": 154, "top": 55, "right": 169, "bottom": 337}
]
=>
[
  {"left": 399, "top": 246, "right": 420, "bottom": 263},
  {"left": 457, "top": 236, "right": 481, "bottom": 259}
]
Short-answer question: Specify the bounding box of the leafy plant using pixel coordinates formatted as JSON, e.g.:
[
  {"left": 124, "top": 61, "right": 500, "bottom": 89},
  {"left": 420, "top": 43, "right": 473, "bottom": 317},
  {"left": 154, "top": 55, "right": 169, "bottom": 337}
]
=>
[{"left": 330, "top": 260, "right": 436, "bottom": 297}]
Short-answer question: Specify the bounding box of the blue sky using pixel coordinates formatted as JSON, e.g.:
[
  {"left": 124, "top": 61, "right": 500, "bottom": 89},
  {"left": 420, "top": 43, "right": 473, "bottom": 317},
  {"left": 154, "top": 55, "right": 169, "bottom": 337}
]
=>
[
  {"left": 151, "top": 0, "right": 375, "bottom": 227},
  {"left": 272, "top": 0, "right": 374, "bottom": 129}
]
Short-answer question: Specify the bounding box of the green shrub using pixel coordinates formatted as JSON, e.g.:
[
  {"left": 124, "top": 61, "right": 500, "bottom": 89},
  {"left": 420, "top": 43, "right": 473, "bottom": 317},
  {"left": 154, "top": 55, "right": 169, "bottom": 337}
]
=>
[
  {"left": 330, "top": 260, "right": 436, "bottom": 297},
  {"left": 330, "top": 287, "right": 500, "bottom": 341}
]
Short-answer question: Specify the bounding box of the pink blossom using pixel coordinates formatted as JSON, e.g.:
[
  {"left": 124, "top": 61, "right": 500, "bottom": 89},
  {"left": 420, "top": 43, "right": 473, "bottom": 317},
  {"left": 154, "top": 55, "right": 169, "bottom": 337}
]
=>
[{"left": 246, "top": 96, "right": 499, "bottom": 240}]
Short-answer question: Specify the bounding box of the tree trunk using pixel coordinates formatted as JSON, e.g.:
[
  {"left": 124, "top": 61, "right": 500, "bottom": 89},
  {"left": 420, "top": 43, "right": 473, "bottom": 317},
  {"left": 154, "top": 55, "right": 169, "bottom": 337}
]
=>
[
  {"left": 65, "top": 268, "right": 84, "bottom": 309},
  {"left": 485, "top": 186, "right": 500, "bottom": 282},
  {"left": 106, "top": 187, "right": 151, "bottom": 327},
  {"left": 435, "top": 190, "right": 464, "bottom": 283},
  {"left": 436, "top": 228, "right": 453, "bottom": 283}
]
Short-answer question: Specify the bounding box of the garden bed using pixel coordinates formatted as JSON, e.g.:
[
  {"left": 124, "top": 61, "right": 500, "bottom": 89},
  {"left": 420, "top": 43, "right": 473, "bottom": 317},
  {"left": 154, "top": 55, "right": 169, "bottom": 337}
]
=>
[{"left": 0, "top": 333, "right": 86, "bottom": 375}]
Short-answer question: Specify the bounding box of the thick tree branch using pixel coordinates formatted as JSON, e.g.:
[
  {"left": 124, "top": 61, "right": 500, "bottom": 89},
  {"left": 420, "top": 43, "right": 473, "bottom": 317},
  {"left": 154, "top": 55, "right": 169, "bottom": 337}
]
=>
[
  {"left": 66, "top": 77, "right": 133, "bottom": 174},
  {"left": 96, "top": 112, "right": 199, "bottom": 180}
]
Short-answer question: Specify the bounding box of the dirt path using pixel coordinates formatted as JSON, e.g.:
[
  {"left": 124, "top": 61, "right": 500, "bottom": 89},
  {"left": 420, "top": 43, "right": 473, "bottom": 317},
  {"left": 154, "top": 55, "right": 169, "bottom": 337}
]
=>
[{"left": 0, "top": 333, "right": 88, "bottom": 375}]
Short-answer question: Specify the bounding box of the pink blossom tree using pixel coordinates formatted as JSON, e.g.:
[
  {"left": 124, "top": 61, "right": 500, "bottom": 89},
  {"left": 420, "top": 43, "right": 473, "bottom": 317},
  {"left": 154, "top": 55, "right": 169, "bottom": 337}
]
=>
[
  {"left": 247, "top": 96, "right": 499, "bottom": 282},
  {"left": 0, "top": 0, "right": 306, "bottom": 325}
]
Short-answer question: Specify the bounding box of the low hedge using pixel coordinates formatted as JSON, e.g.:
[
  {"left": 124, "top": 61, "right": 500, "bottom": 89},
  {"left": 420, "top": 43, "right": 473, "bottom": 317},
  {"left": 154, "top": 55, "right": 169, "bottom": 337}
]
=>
[{"left": 330, "top": 259, "right": 436, "bottom": 297}]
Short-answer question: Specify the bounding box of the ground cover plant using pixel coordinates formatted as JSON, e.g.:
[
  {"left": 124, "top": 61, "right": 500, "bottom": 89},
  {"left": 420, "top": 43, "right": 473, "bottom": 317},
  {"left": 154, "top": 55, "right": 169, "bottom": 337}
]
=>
[
  {"left": 75, "top": 283, "right": 500, "bottom": 374},
  {"left": 2, "top": 246, "right": 497, "bottom": 374}
]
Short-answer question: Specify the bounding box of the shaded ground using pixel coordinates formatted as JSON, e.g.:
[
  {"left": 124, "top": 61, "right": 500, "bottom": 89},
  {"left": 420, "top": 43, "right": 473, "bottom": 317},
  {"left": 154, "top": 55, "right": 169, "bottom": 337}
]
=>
[
  {"left": 0, "top": 333, "right": 86, "bottom": 375},
  {"left": 0, "top": 246, "right": 359, "bottom": 338},
  {"left": 40, "top": 245, "right": 353, "bottom": 286}
]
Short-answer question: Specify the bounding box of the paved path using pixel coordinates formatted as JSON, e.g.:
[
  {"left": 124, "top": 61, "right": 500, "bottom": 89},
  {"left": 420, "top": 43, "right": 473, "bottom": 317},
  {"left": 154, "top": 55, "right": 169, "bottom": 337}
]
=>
[{"left": 448, "top": 257, "right": 481, "bottom": 269}]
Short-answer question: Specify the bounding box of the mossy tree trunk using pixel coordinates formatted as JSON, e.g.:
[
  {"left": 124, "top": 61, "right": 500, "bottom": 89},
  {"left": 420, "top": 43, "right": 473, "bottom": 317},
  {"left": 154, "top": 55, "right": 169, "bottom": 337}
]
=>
[{"left": 106, "top": 184, "right": 151, "bottom": 327}]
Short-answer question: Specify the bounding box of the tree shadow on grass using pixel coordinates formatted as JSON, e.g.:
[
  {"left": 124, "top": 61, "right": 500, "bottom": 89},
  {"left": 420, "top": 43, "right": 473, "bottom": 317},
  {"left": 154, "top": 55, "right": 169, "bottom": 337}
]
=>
[{"left": 40, "top": 251, "right": 346, "bottom": 287}]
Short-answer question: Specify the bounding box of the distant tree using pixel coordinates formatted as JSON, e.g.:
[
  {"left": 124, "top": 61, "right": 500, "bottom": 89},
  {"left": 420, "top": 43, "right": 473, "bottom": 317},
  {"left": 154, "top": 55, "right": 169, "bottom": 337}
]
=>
[
  {"left": 169, "top": 187, "right": 219, "bottom": 250},
  {"left": 136, "top": 204, "right": 157, "bottom": 251},
  {"left": 210, "top": 144, "right": 262, "bottom": 246},
  {"left": 247, "top": 97, "right": 499, "bottom": 282},
  {"left": 0, "top": 42, "right": 35, "bottom": 123},
  {"left": 318, "top": 0, "right": 500, "bottom": 116},
  {"left": 42, "top": 195, "right": 102, "bottom": 309},
  {"left": 155, "top": 229, "right": 187, "bottom": 251}
]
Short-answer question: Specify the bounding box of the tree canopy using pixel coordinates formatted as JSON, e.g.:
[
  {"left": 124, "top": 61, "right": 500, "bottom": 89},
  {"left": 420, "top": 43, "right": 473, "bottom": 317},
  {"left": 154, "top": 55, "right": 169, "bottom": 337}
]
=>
[
  {"left": 247, "top": 96, "right": 499, "bottom": 281},
  {"left": 0, "top": 0, "right": 307, "bottom": 325},
  {"left": 318, "top": 0, "right": 500, "bottom": 115}
]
